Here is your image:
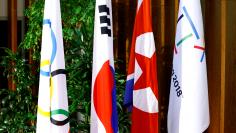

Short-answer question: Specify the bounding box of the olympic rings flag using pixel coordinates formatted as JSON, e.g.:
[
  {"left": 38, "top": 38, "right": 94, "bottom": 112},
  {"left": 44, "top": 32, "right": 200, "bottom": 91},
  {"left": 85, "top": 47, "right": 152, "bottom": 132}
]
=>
[
  {"left": 168, "top": 0, "right": 210, "bottom": 133},
  {"left": 124, "top": 0, "right": 159, "bottom": 132},
  {"left": 36, "top": 0, "right": 70, "bottom": 132},
  {"left": 90, "top": 0, "right": 118, "bottom": 133}
]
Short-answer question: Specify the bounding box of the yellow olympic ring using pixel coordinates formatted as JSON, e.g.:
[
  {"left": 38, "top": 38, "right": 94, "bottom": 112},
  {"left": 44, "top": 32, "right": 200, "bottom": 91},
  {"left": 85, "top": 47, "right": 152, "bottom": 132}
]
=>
[
  {"left": 50, "top": 76, "right": 54, "bottom": 101},
  {"left": 38, "top": 106, "right": 50, "bottom": 117},
  {"left": 40, "top": 60, "right": 50, "bottom": 67}
]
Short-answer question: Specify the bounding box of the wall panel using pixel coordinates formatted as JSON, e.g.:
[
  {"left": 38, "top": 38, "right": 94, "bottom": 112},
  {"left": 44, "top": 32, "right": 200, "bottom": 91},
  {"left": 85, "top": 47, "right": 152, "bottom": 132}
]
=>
[
  {"left": 205, "top": 0, "right": 223, "bottom": 132},
  {"left": 224, "top": 0, "right": 236, "bottom": 132}
]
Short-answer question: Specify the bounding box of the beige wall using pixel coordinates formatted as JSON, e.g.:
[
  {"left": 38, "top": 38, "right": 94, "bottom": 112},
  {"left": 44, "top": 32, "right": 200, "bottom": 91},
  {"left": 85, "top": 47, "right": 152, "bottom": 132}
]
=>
[
  {"left": 0, "top": 0, "right": 24, "bottom": 18},
  {"left": 0, "top": 0, "right": 8, "bottom": 18}
]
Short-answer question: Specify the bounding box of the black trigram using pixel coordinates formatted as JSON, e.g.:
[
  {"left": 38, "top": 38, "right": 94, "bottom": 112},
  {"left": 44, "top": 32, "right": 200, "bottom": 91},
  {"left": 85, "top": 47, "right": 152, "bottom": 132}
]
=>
[{"left": 98, "top": 5, "right": 111, "bottom": 37}]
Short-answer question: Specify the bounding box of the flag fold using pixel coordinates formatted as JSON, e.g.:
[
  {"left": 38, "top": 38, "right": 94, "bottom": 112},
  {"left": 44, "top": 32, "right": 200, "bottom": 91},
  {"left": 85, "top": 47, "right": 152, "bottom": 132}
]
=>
[
  {"left": 124, "top": 0, "right": 159, "bottom": 132},
  {"left": 168, "top": 1, "right": 210, "bottom": 133},
  {"left": 90, "top": 0, "right": 118, "bottom": 133},
  {"left": 36, "top": 0, "right": 70, "bottom": 133}
]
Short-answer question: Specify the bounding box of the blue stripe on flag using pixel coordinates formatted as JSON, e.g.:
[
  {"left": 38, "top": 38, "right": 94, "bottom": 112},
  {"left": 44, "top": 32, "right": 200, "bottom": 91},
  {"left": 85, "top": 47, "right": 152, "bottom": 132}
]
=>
[
  {"left": 42, "top": 19, "right": 57, "bottom": 64},
  {"left": 183, "top": 6, "right": 200, "bottom": 40},
  {"left": 200, "top": 52, "right": 205, "bottom": 62},
  {"left": 40, "top": 70, "right": 50, "bottom": 77},
  {"left": 124, "top": 78, "right": 134, "bottom": 111},
  {"left": 43, "top": 19, "right": 51, "bottom": 27},
  {"left": 110, "top": 67, "right": 118, "bottom": 133},
  {"left": 50, "top": 30, "right": 57, "bottom": 64}
]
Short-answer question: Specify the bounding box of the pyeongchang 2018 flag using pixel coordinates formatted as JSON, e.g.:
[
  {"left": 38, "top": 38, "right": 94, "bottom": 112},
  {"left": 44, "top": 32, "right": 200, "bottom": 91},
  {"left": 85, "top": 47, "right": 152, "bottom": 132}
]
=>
[
  {"left": 36, "top": 0, "right": 70, "bottom": 132},
  {"left": 124, "top": 0, "right": 159, "bottom": 132},
  {"left": 168, "top": 0, "right": 210, "bottom": 133},
  {"left": 90, "top": 0, "right": 118, "bottom": 133}
]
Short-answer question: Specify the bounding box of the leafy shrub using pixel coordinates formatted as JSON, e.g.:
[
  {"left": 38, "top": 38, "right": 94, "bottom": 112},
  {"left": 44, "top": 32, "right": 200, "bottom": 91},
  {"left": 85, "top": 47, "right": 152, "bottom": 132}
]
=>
[{"left": 0, "top": 49, "right": 37, "bottom": 133}]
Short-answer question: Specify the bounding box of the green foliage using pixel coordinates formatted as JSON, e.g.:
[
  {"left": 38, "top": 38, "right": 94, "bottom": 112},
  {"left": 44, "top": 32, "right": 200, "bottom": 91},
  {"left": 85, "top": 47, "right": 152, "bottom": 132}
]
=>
[
  {"left": 115, "top": 71, "right": 131, "bottom": 133},
  {"left": 0, "top": 0, "right": 130, "bottom": 132},
  {"left": 0, "top": 49, "right": 37, "bottom": 132},
  {"left": 20, "top": 0, "right": 44, "bottom": 60}
]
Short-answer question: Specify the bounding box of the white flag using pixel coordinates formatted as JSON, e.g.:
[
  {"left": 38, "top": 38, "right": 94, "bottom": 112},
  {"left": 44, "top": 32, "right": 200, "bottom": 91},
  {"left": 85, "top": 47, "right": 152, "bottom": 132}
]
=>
[
  {"left": 90, "top": 0, "right": 118, "bottom": 132},
  {"left": 36, "top": 0, "right": 70, "bottom": 132},
  {"left": 168, "top": 0, "right": 210, "bottom": 133}
]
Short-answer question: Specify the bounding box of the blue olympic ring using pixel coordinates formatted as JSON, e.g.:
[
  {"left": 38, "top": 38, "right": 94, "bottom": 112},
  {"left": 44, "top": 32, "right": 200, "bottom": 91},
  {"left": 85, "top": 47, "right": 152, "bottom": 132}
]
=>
[{"left": 40, "top": 19, "right": 57, "bottom": 77}]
